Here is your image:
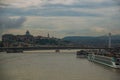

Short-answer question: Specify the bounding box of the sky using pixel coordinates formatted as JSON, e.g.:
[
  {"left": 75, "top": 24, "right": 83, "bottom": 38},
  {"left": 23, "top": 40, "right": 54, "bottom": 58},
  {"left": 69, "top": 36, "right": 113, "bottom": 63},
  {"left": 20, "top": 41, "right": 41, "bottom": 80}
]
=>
[{"left": 0, "top": 0, "right": 120, "bottom": 39}]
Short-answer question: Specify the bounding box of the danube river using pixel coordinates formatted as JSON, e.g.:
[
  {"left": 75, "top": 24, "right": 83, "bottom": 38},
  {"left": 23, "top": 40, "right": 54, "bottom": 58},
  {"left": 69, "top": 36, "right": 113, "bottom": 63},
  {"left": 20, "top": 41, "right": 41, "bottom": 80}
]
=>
[{"left": 0, "top": 50, "right": 120, "bottom": 80}]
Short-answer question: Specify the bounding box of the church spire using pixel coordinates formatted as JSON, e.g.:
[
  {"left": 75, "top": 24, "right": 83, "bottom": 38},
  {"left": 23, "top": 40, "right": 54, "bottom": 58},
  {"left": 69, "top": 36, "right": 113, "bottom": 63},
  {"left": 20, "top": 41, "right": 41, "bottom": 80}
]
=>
[{"left": 48, "top": 33, "right": 50, "bottom": 38}]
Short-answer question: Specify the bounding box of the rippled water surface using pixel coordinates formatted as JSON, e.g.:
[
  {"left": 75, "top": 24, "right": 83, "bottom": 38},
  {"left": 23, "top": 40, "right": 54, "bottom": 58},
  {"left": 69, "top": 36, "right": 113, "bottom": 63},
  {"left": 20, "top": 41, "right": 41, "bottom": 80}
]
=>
[{"left": 0, "top": 51, "right": 120, "bottom": 80}]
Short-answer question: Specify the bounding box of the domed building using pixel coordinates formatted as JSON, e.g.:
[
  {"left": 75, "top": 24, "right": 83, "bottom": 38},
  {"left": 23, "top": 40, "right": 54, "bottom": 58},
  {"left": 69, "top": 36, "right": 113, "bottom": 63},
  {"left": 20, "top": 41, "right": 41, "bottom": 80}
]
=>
[{"left": 26, "top": 30, "right": 31, "bottom": 36}]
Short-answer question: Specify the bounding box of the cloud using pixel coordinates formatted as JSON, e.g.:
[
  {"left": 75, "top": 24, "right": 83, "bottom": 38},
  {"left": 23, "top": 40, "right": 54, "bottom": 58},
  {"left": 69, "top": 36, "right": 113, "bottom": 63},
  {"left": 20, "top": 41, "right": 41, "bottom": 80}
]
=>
[
  {"left": 113, "top": 0, "right": 120, "bottom": 6},
  {"left": 0, "top": 16, "right": 26, "bottom": 29},
  {"left": 0, "top": 16, "right": 26, "bottom": 38},
  {"left": 1, "top": 0, "right": 116, "bottom": 9},
  {"left": 0, "top": 3, "right": 10, "bottom": 7},
  {"left": 0, "top": 0, "right": 77, "bottom": 8},
  {"left": 43, "top": 2, "right": 115, "bottom": 9},
  {"left": 0, "top": 0, "right": 120, "bottom": 38},
  {"left": 0, "top": 0, "right": 43, "bottom": 8},
  {"left": 0, "top": 0, "right": 118, "bottom": 17},
  {"left": 0, "top": 7, "right": 103, "bottom": 17},
  {"left": 22, "top": 16, "right": 120, "bottom": 37},
  {"left": 46, "top": 0, "right": 78, "bottom": 5},
  {"left": 91, "top": 27, "right": 107, "bottom": 33}
]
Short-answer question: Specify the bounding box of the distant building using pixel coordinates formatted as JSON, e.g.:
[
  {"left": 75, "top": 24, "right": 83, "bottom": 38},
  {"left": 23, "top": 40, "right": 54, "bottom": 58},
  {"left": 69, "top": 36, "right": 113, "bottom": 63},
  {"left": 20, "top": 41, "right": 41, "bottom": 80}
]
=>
[
  {"left": 2, "top": 30, "right": 56, "bottom": 47},
  {"left": 2, "top": 30, "right": 35, "bottom": 47},
  {"left": 26, "top": 30, "right": 31, "bottom": 36},
  {"left": 2, "top": 34, "right": 15, "bottom": 47}
]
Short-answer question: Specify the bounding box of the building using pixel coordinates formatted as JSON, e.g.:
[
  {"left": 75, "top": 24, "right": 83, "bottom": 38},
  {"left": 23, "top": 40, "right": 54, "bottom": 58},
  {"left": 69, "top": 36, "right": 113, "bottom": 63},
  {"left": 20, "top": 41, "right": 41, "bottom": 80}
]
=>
[
  {"left": 2, "top": 30, "right": 56, "bottom": 47},
  {"left": 2, "top": 30, "right": 35, "bottom": 47},
  {"left": 2, "top": 34, "right": 15, "bottom": 47},
  {"left": 26, "top": 30, "right": 31, "bottom": 36}
]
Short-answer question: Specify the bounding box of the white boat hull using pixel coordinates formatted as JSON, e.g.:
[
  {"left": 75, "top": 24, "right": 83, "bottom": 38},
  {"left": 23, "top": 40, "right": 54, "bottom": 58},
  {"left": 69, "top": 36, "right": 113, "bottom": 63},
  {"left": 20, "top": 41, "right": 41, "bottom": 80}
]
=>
[{"left": 88, "top": 54, "right": 120, "bottom": 69}]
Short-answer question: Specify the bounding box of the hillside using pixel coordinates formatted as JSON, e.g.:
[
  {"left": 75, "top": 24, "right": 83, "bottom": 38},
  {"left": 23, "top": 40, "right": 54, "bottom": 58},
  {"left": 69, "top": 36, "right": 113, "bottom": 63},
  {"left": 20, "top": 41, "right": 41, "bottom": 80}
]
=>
[{"left": 62, "top": 35, "right": 120, "bottom": 47}]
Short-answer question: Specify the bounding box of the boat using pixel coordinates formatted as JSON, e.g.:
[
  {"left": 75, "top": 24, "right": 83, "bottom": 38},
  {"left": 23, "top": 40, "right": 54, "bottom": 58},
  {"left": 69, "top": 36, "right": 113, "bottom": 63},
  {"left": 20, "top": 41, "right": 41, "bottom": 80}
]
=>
[
  {"left": 55, "top": 49, "right": 60, "bottom": 53},
  {"left": 87, "top": 33, "right": 120, "bottom": 68},
  {"left": 87, "top": 49, "right": 120, "bottom": 68},
  {"left": 76, "top": 50, "right": 88, "bottom": 58},
  {"left": 6, "top": 49, "right": 23, "bottom": 53}
]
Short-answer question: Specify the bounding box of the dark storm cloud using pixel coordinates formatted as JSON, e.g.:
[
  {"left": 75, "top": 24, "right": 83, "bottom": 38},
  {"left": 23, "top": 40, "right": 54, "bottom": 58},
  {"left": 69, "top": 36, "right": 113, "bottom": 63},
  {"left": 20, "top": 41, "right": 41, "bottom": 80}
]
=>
[
  {"left": 0, "top": 16, "right": 26, "bottom": 29},
  {"left": 0, "top": 16, "right": 26, "bottom": 39},
  {"left": 0, "top": 16, "right": 26, "bottom": 36}
]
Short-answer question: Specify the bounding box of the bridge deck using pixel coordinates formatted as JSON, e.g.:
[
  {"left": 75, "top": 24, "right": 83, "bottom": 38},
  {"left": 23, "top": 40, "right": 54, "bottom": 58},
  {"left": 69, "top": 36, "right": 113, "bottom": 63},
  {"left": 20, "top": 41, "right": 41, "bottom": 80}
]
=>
[{"left": 0, "top": 46, "right": 112, "bottom": 51}]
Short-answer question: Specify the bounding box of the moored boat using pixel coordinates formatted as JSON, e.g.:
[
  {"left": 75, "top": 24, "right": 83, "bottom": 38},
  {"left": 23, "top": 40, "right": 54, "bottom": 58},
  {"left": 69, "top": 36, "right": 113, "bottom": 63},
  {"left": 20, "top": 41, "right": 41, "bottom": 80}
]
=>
[
  {"left": 55, "top": 49, "right": 60, "bottom": 53},
  {"left": 87, "top": 49, "right": 120, "bottom": 68},
  {"left": 76, "top": 50, "right": 88, "bottom": 58},
  {"left": 6, "top": 49, "right": 23, "bottom": 53}
]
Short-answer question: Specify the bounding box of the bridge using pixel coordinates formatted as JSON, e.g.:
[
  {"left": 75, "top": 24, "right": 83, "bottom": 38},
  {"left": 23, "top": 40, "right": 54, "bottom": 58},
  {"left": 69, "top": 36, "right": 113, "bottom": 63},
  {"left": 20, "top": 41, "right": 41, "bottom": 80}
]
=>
[{"left": 0, "top": 46, "right": 113, "bottom": 52}]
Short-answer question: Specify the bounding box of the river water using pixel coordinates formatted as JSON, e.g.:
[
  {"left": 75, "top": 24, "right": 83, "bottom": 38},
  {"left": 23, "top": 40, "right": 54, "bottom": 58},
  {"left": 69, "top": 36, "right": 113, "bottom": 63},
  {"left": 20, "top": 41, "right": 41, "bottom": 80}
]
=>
[{"left": 0, "top": 50, "right": 120, "bottom": 80}]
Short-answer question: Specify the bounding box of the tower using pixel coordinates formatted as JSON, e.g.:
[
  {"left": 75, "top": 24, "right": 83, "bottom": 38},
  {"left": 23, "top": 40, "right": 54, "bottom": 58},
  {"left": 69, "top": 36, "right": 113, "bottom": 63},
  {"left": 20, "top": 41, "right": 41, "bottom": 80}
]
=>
[
  {"left": 47, "top": 33, "right": 50, "bottom": 38},
  {"left": 108, "top": 33, "right": 112, "bottom": 48}
]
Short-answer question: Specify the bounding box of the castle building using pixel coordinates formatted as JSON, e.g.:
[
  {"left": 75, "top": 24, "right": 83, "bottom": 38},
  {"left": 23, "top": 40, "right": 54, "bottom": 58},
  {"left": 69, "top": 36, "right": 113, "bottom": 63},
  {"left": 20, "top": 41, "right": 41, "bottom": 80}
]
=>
[
  {"left": 2, "top": 30, "right": 34, "bottom": 47},
  {"left": 2, "top": 30, "right": 56, "bottom": 47}
]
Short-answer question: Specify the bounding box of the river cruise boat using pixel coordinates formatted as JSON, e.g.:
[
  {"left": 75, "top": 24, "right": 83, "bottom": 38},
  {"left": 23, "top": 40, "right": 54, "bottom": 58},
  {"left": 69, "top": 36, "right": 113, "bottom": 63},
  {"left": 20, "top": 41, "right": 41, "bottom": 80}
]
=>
[
  {"left": 87, "top": 48, "right": 120, "bottom": 68},
  {"left": 76, "top": 50, "right": 88, "bottom": 58}
]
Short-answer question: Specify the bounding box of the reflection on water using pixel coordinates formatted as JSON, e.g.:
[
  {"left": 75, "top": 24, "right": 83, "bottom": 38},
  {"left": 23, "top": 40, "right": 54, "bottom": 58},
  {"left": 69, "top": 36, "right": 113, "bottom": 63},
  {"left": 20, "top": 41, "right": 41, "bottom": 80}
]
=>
[{"left": 0, "top": 51, "right": 120, "bottom": 80}]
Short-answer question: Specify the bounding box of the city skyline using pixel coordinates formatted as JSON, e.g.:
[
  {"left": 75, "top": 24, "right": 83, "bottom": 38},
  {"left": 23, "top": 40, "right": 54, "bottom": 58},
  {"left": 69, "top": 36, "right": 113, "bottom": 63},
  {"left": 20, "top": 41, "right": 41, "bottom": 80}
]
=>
[{"left": 0, "top": 0, "right": 120, "bottom": 39}]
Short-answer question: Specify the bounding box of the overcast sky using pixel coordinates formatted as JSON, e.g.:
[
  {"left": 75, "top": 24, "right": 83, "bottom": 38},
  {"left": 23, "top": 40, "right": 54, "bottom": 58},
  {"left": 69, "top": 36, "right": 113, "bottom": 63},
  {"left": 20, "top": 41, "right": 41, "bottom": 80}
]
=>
[{"left": 0, "top": 0, "right": 120, "bottom": 38}]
